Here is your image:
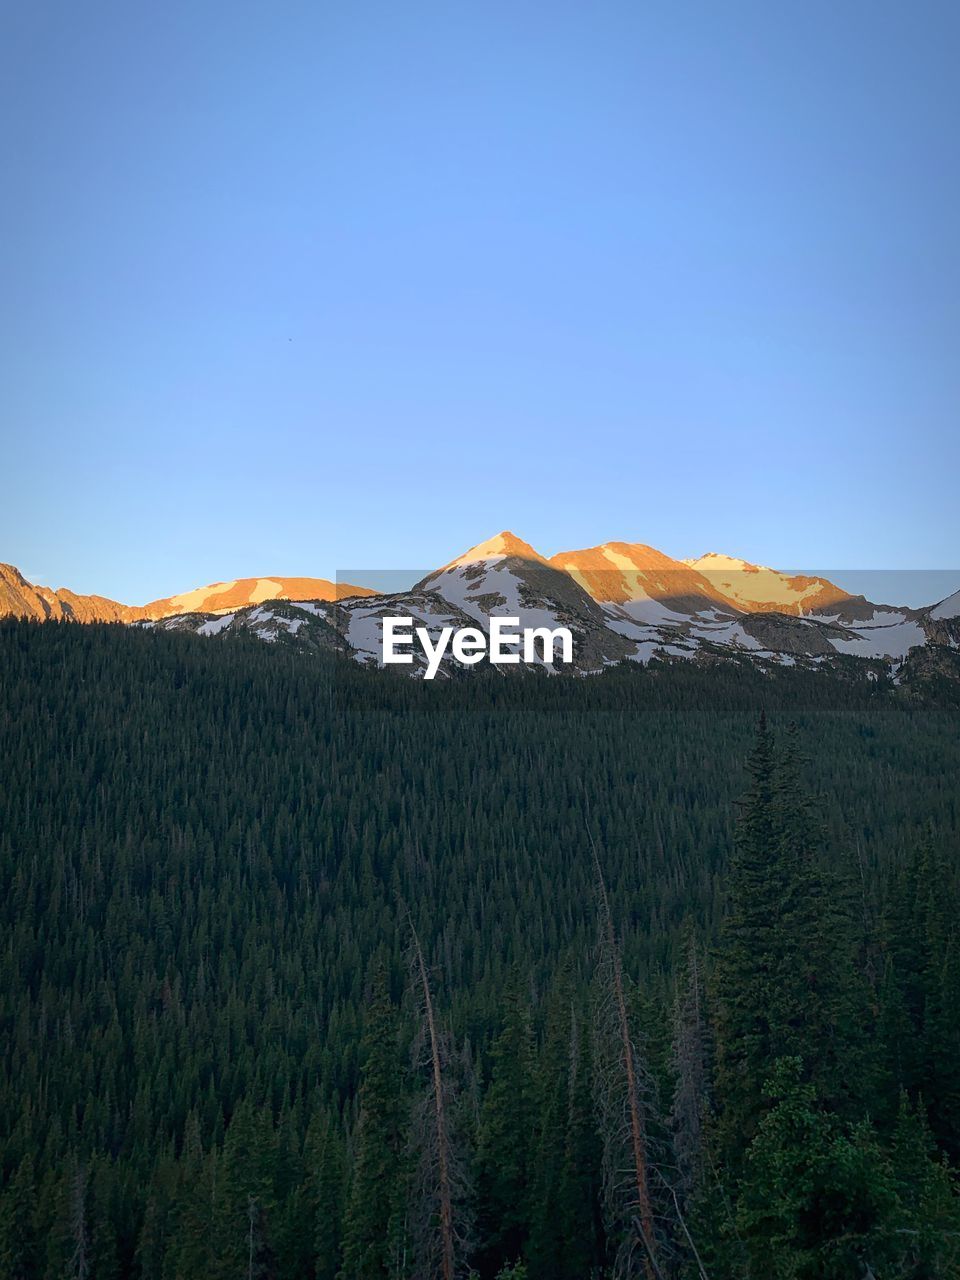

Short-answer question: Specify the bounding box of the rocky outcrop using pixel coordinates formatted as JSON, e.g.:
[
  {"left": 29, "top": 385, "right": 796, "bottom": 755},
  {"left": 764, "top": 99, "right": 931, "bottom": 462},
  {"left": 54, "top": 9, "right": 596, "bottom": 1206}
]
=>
[{"left": 0, "top": 564, "right": 138, "bottom": 622}]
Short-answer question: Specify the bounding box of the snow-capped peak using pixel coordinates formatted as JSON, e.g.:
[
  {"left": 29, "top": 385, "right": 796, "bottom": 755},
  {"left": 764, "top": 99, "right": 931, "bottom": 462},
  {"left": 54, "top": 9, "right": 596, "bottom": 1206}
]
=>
[
  {"left": 445, "top": 531, "right": 545, "bottom": 569},
  {"left": 682, "top": 552, "right": 762, "bottom": 573}
]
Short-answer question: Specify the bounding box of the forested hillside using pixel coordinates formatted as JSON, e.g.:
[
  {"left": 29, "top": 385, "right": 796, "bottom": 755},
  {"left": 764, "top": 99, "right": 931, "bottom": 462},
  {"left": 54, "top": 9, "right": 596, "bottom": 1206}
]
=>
[{"left": 1, "top": 620, "right": 958, "bottom": 1278}]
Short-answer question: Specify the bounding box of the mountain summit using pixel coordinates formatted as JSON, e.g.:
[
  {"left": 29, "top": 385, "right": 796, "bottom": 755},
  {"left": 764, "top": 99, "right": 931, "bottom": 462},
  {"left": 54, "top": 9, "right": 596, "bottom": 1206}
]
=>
[{"left": 443, "top": 531, "right": 547, "bottom": 569}]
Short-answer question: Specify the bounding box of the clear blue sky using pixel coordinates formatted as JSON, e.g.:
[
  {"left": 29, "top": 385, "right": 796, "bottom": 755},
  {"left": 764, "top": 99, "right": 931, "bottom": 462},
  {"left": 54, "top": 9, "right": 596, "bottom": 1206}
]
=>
[{"left": 2, "top": 0, "right": 957, "bottom": 605}]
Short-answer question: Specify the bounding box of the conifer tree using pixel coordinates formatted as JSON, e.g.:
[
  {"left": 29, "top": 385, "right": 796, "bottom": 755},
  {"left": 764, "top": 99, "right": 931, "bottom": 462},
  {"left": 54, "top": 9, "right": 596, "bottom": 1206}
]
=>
[
  {"left": 880, "top": 845, "right": 929, "bottom": 1097},
  {"left": 527, "top": 975, "right": 574, "bottom": 1280},
  {"left": 736, "top": 1057, "right": 899, "bottom": 1280},
  {"left": 134, "top": 1156, "right": 177, "bottom": 1280},
  {"left": 714, "top": 717, "right": 872, "bottom": 1164},
  {"left": 557, "top": 1005, "right": 604, "bottom": 1280},
  {"left": 0, "top": 1153, "right": 38, "bottom": 1280},
  {"left": 65, "top": 1155, "right": 90, "bottom": 1280},
  {"left": 712, "top": 712, "right": 784, "bottom": 1162},
  {"left": 165, "top": 1111, "right": 214, "bottom": 1280},
  {"left": 89, "top": 1157, "right": 121, "bottom": 1280},
  {"left": 772, "top": 723, "right": 873, "bottom": 1117},
  {"left": 913, "top": 839, "right": 960, "bottom": 1157},
  {"left": 474, "top": 977, "right": 536, "bottom": 1278},
  {"left": 305, "top": 1109, "right": 347, "bottom": 1280},
  {"left": 339, "top": 968, "right": 407, "bottom": 1280},
  {"left": 889, "top": 1090, "right": 960, "bottom": 1277},
  {"left": 211, "top": 1100, "right": 278, "bottom": 1280}
]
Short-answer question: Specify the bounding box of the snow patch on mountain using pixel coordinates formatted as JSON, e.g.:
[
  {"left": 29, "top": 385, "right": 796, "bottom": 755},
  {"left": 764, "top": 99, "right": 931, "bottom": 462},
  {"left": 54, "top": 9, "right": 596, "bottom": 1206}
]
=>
[
  {"left": 931, "top": 589, "right": 960, "bottom": 621},
  {"left": 198, "top": 614, "right": 235, "bottom": 636},
  {"left": 826, "top": 618, "right": 928, "bottom": 660},
  {"left": 289, "top": 601, "right": 331, "bottom": 618}
]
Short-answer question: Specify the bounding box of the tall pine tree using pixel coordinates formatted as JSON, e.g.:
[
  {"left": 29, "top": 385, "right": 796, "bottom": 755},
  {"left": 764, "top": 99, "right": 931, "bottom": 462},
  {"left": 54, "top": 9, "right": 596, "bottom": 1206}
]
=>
[{"left": 339, "top": 968, "right": 407, "bottom": 1280}]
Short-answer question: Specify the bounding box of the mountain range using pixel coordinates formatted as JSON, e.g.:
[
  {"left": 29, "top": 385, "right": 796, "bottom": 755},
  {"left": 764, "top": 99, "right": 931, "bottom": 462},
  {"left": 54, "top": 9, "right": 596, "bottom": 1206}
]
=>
[
  {"left": 3, "top": 534, "right": 959, "bottom": 683},
  {"left": 0, "top": 564, "right": 376, "bottom": 623}
]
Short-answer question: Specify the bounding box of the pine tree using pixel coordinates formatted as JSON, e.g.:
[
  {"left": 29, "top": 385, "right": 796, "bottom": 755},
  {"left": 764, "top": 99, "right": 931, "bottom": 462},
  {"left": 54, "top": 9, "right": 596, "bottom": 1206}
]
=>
[
  {"left": 134, "top": 1156, "right": 177, "bottom": 1280},
  {"left": 211, "top": 1099, "right": 278, "bottom": 1280},
  {"left": 88, "top": 1157, "right": 121, "bottom": 1280},
  {"left": 474, "top": 977, "right": 536, "bottom": 1278},
  {"left": 880, "top": 844, "right": 929, "bottom": 1098},
  {"left": 713, "top": 712, "right": 785, "bottom": 1162},
  {"left": 915, "top": 841, "right": 960, "bottom": 1158},
  {"left": 62, "top": 1154, "right": 90, "bottom": 1280},
  {"left": 339, "top": 968, "right": 407, "bottom": 1280},
  {"left": 0, "top": 1153, "right": 38, "bottom": 1280},
  {"left": 273, "top": 1106, "right": 312, "bottom": 1280},
  {"left": 305, "top": 1109, "right": 347, "bottom": 1280},
  {"left": 889, "top": 1091, "right": 960, "bottom": 1277},
  {"left": 736, "top": 1057, "right": 900, "bottom": 1280},
  {"left": 714, "top": 717, "right": 872, "bottom": 1165},
  {"left": 557, "top": 1005, "right": 604, "bottom": 1280},
  {"left": 165, "top": 1111, "right": 214, "bottom": 1280},
  {"left": 527, "top": 975, "right": 574, "bottom": 1280},
  {"left": 772, "top": 723, "right": 873, "bottom": 1117}
]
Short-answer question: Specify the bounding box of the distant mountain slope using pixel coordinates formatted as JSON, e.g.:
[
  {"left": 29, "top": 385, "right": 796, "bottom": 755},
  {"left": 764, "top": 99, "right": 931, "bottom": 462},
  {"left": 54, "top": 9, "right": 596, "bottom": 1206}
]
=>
[
  {"left": 681, "top": 552, "right": 852, "bottom": 615},
  {"left": 548, "top": 541, "right": 733, "bottom": 623},
  {"left": 0, "top": 564, "right": 375, "bottom": 624},
  {"left": 930, "top": 588, "right": 960, "bottom": 621},
  {"left": 0, "top": 563, "right": 138, "bottom": 622},
  {"left": 141, "top": 576, "right": 376, "bottom": 617}
]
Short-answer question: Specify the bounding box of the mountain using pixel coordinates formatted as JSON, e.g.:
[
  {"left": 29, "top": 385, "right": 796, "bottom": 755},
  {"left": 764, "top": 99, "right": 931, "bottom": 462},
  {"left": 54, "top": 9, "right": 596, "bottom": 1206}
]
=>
[
  {"left": 0, "top": 563, "right": 139, "bottom": 623},
  {"left": 410, "top": 532, "right": 632, "bottom": 669},
  {"left": 681, "top": 552, "right": 853, "bottom": 615},
  {"left": 140, "top": 575, "right": 376, "bottom": 617},
  {"left": 929, "top": 587, "right": 960, "bottom": 622},
  {"left": 0, "top": 564, "right": 375, "bottom": 624},
  {"left": 548, "top": 541, "right": 731, "bottom": 623},
  {"left": 4, "top": 539, "right": 958, "bottom": 685},
  {"left": 920, "top": 588, "right": 960, "bottom": 648}
]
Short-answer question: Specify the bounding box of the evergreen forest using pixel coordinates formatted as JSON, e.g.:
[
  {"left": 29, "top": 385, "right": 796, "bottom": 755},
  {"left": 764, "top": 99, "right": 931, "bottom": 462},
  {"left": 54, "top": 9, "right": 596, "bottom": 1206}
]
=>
[{"left": 1, "top": 618, "right": 959, "bottom": 1279}]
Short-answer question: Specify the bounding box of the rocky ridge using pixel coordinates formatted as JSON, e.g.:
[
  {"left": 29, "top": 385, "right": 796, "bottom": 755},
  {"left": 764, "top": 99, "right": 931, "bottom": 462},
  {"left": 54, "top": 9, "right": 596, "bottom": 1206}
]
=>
[{"left": 117, "top": 532, "right": 960, "bottom": 684}]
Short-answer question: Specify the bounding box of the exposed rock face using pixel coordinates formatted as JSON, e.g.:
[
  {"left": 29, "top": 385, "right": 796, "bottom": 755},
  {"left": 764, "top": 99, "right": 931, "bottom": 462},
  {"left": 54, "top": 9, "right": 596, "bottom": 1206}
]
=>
[
  {"left": 0, "top": 565, "right": 375, "bottom": 624},
  {"left": 0, "top": 564, "right": 138, "bottom": 622},
  {"left": 919, "top": 590, "right": 960, "bottom": 648},
  {"left": 737, "top": 612, "right": 846, "bottom": 657}
]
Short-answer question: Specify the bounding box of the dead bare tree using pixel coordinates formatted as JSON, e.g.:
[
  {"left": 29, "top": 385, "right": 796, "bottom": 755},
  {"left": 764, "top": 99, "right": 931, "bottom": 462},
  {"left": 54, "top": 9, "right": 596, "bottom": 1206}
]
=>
[
  {"left": 404, "top": 907, "right": 473, "bottom": 1280},
  {"left": 589, "top": 832, "right": 665, "bottom": 1280}
]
